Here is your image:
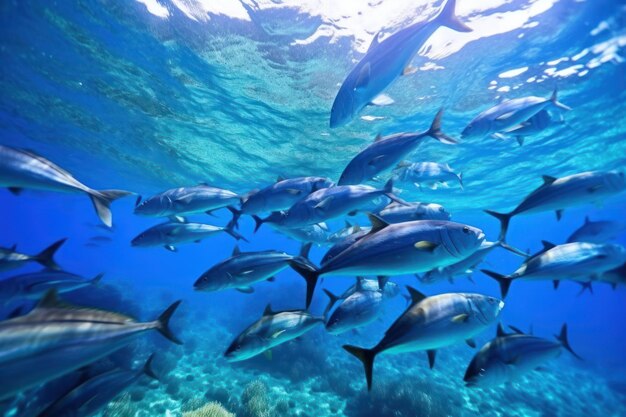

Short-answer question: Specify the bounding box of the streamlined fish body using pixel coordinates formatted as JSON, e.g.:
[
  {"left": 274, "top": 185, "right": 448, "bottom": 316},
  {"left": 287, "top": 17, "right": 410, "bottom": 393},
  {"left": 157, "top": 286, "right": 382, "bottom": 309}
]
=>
[
  {"left": 0, "top": 270, "right": 102, "bottom": 303},
  {"left": 377, "top": 201, "right": 450, "bottom": 223},
  {"left": 134, "top": 185, "right": 239, "bottom": 217},
  {"left": 0, "top": 238, "right": 66, "bottom": 272},
  {"left": 131, "top": 220, "right": 244, "bottom": 251}
]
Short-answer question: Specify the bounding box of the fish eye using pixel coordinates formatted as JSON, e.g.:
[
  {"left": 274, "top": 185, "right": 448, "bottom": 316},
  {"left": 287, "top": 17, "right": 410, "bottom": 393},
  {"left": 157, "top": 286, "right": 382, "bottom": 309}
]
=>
[{"left": 463, "top": 226, "right": 470, "bottom": 234}]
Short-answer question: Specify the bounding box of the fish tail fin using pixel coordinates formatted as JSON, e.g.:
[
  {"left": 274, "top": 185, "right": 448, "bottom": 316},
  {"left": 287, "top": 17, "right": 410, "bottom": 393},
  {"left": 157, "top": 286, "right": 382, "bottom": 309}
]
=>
[
  {"left": 225, "top": 219, "right": 249, "bottom": 242},
  {"left": 484, "top": 210, "right": 512, "bottom": 242},
  {"left": 91, "top": 272, "right": 104, "bottom": 285},
  {"left": 35, "top": 238, "right": 67, "bottom": 270},
  {"left": 550, "top": 88, "right": 572, "bottom": 111},
  {"left": 436, "top": 0, "right": 472, "bottom": 32},
  {"left": 343, "top": 345, "right": 377, "bottom": 391},
  {"left": 143, "top": 354, "right": 159, "bottom": 380},
  {"left": 481, "top": 269, "right": 512, "bottom": 298},
  {"left": 156, "top": 300, "right": 183, "bottom": 345},
  {"left": 322, "top": 289, "right": 340, "bottom": 316},
  {"left": 90, "top": 189, "right": 133, "bottom": 227},
  {"left": 226, "top": 206, "right": 242, "bottom": 230},
  {"left": 555, "top": 324, "right": 583, "bottom": 360},
  {"left": 427, "top": 108, "right": 458, "bottom": 144},
  {"left": 290, "top": 261, "right": 320, "bottom": 309},
  {"left": 252, "top": 215, "right": 265, "bottom": 233}
]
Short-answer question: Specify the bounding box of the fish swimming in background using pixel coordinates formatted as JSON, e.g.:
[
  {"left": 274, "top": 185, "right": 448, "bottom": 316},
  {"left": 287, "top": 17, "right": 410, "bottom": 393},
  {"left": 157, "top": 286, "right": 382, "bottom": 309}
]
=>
[
  {"left": 267, "top": 222, "right": 332, "bottom": 246},
  {"left": 337, "top": 109, "right": 457, "bottom": 185},
  {"left": 253, "top": 180, "right": 405, "bottom": 231},
  {"left": 322, "top": 225, "right": 372, "bottom": 265},
  {"left": 484, "top": 171, "right": 626, "bottom": 241},
  {"left": 37, "top": 355, "right": 158, "bottom": 417},
  {"left": 134, "top": 184, "right": 240, "bottom": 219},
  {"left": 343, "top": 287, "right": 504, "bottom": 390},
  {"left": 501, "top": 109, "right": 563, "bottom": 146},
  {"left": 224, "top": 304, "right": 323, "bottom": 362},
  {"left": 323, "top": 277, "right": 399, "bottom": 316},
  {"left": 0, "top": 238, "right": 66, "bottom": 272},
  {"left": 566, "top": 216, "right": 626, "bottom": 243},
  {"left": 482, "top": 241, "right": 626, "bottom": 297},
  {"left": 393, "top": 161, "right": 463, "bottom": 190},
  {"left": 0, "top": 270, "right": 103, "bottom": 304},
  {"left": 461, "top": 89, "right": 571, "bottom": 140},
  {"left": 293, "top": 214, "right": 485, "bottom": 307},
  {"left": 131, "top": 218, "right": 246, "bottom": 252},
  {"left": 193, "top": 244, "right": 314, "bottom": 294},
  {"left": 0, "top": 145, "right": 132, "bottom": 227},
  {"left": 464, "top": 323, "right": 581, "bottom": 387},
  {"left": 0, "top": 290, "right": 181, "bottom": 401},
  {"left": 377, "top": 201, "right": 451, "bottom": 223},
  {"left": 329, "top": 0, "right": 472, "bottom": 128}
]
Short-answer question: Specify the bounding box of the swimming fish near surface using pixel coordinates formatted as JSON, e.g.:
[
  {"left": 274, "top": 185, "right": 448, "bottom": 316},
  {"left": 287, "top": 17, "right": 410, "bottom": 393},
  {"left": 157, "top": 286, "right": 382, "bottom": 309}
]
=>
[
  {"left": 393, "top": 161, "right": 463, "bottom": 190},
  {"left": 377, "top": 201, "right": 451, "bottom": 223}
]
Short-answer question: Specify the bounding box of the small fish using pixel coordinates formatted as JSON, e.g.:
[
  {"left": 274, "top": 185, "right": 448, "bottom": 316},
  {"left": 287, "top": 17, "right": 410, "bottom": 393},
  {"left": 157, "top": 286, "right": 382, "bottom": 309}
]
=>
[
  {"left": 330, "top": 0, "right": 471, "bottom": 127},
  {"left": 566, "top": 216, "right": 626, "bottom": 243},
  {"left": 503, "top": 109, "right": 562, "bottom": 146},
  {"left": 193, "top": 244, "right": 314, "bottom": 294},
  {"left": 0, "top": 238, "right": 66, "bottom": 272},
  {"left": 461, "top": 89, "right": 571, "bottom": 139},
  {"left": 337, "top": 109, "right": 457, "bottom": 185},
  {"left": 224, "top": 304, "right": 323, "bottom": 362},
  {"left": 134, "top": 184, "right": 240, "bottom": 218},
  {"left": 485, "top": 171, "right": 626, "bottom": 241},
  {"left": 377, "top": 201, "right": 451, "bottom": 223},
  {"left": 292, "top": 214, "right": 485, "bottom": 307},
  {"left": 131, "top": 218, "right": 246, "bottom": 252},
  {"left": 393, "top": 161, "right": 463, "bottom": 190},
  {"left": 0, "top": 290, "right": 181, "bottom": 401},
  {"left": 0, "top": 145, "right": 132, "bottom": 227},
  {"left": 343, "top": 287, "right": 504, "bottom": 390},
  {"left": 253, "top": 179, "right": 405, "bottom": 231},
  {"left": 0, "top": 270, "right": 103, "bottom": 304},
  {"left": 464, "top": 323, "right": 581, "bottom": 387},
  {"left": 239, "top": 176, "right": 334, "bottom": 215},
  {"left": 37, "top": 355, "right": 158, "bottom": 417},
  {"left": 269, "top": 223, "right": 332, "bottom": 246},
  {"left": 482, "top": 241, "right": 626, "bottom": 298}
]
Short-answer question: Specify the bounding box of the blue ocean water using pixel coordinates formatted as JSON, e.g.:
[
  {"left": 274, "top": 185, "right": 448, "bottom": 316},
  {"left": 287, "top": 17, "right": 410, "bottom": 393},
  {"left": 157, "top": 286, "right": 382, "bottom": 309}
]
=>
[{"left": 1, "top": 1, "right": 626, "bottom": 416}]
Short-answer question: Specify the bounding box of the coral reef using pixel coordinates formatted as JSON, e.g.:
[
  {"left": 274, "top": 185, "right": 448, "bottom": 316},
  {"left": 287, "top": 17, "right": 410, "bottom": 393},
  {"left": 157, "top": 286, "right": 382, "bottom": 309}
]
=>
[{"left": 182, "top": 401, "right": 235, "bottom": 417}]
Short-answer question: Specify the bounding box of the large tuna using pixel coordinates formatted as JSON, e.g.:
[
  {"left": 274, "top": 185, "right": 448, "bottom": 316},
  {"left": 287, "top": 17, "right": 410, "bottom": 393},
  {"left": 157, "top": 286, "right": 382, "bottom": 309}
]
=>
[{"left": 0, "top": 238, "right": 66, "bottom": 273}]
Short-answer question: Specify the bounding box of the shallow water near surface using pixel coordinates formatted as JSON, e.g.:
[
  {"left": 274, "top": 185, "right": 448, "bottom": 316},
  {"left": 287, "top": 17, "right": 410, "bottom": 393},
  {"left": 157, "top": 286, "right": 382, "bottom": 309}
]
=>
[{"left": 1, "top": 0, "right": 626, "bottom": 416}]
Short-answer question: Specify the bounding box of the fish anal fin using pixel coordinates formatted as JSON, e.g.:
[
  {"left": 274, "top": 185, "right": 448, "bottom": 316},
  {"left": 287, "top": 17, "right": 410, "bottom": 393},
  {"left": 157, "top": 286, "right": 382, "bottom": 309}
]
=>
[{"left": 426, "top": 350, "right": 436, "bottom": 369}]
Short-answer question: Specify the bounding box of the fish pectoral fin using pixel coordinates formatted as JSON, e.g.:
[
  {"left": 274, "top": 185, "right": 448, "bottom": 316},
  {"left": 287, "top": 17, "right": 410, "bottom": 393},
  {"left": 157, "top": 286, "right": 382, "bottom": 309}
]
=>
[
  {"left": 451, "top": 314, "right": 469, "bottom": 323},
  {"left": 413, "top": 241, "right": 439, "bottom": 252},
  {"left": 588, "top": 184, "right": 603, "bottom": 193},
  {"left": 271, "top": 329, "right": 287, "bottom": 339},
  {"left": 284, "top": 188, "right": 302, "bottom": 195},
  {"left": 466, "top": 338, "right": 477, "bottom": 348},
  {"left": 555, "top": 210, "right": 563, "bottom": 221},
  {"left": 491, "top": 132, "right": 508, "bottom": 140},
  {"left": 263, "top": 349, "right": 272, "bottom": 360},
  {"left": 402, "top": 65, "right": 417, "bottom": 76},
  {"left": 169, "top": 215, "right": 186, "bottom": 223},
  {"left": 164, "top": 245, "right": 177, "bottom": 252},
  {"left": 7, "top": 187, "right": 23, "bottom": 196},
  {"left": 236, "top": 286, "right": 254, "bottom": 294},
  {"left": 495, "top": 111, "right": 516, "bottom": 121},
  {"left": 314, "top": 197, "right": 333, "bottom": 211},
  {"left": 354, "top": 63, "right": 371, "bottom": 91}
]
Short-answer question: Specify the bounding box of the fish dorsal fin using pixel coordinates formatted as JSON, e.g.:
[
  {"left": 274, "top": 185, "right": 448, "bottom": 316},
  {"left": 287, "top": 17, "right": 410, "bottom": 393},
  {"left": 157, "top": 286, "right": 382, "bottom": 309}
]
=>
[
  {"left": 352, "top": 224, "right": 361, "bottom": 233},
  {"left": 232, "top": 245, "right": 242, "bottom": 256},
  {"left": 542, "top": 175, "right": 557, "bottom": 185},
  {"left": 355, "top": 63, "right": 371, "bottom": 91},
  {"left": 496, "top": 323, "right": 508, "bottom": 337},
  {"left": 367, "top": 213, "right": 389, "bottom": 234},
  {"left": 9, "top": 244, "right": 17, "bottom": 251},
  {"left": 368, "top": 31, "right": 381, "bottom": 52},
  {"left": 373, "top": 133, "right": 383, "bottom": 142},
  {"left": 405, "top": 285, "right": 426, "bottom": 305},
  {"left": 276, "top": 176, "right": 285, "bottom": 182},
  {"left": 344, "top": 220, "right": 352, "bottom": 229},
  {"left": 356, "top": 278, "right": 364, "bottom": 291},
  {"left": 263, "top": 304, "right": 273, "bottom": 316},
  {"left": 36, "top": 289, "right": 63, "bottom": 310},
  {"left": 541, "top": 240, "right": 557, "bottom": 251}
]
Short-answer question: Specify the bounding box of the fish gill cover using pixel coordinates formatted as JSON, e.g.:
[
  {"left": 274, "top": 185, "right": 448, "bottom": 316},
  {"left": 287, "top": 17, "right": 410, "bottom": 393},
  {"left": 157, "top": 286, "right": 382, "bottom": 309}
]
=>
[{"left": 0, "top": 1, "right": 625, "bottom": 417}]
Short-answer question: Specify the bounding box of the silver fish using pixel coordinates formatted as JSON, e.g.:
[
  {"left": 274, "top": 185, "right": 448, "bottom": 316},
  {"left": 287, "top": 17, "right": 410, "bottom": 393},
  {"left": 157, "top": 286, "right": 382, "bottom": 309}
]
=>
[
  {"left": 0, "top": 238, "right": 66, "bottom": 272},
  {"left": 0, "top": 290, "right": 181, "bottom": 400},
  {"left": 393, "top": 161, "right": 463, "bottom": 190},
  {"left": 0, "top": 145, "right": 132, "bottom": 227},
  {"left": 224, "top": 305, "right": 323, "bottom": 362},
  {"left": 566, "top": 216, "right": 626, "bottom": 243},
  {"left": 0, "top": 270, "right": 103, "bottom": 304},
  {"left": 377, "top": 201, "right": 450, "bottom": 223},
  {"left": 134, "top": 184, "right": 240, "bottom": 218},
  {"left": 343, "top": 288, "right": 504, "bottom": 390}
]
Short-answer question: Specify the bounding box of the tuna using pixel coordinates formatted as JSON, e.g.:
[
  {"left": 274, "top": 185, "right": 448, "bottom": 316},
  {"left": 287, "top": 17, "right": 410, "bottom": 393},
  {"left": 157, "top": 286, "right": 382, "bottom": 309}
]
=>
[
  {"left": 464, "top": 323, "right": 581, "bottom": 387},
  {"left": 292, "top": 214, "right": 485, "bottom": 307},
  {"left": 224, "top": 304, "right": 323, "bottom": 361},
  {"left": 0, "top": 290, "right": 181, "bottom": 401},
  {"left": 0, "top": 145, "right": 132, "bottom": 227},
  {"left": 134, "top": 184, "right": 240, "bottom": 218},
  {"left": 484, "top": 171, "right": 626, "bottom": 241},
  {"left": 329, "top": 0, "right": 471, "bottom": 127},
  {"left": 0, "top": 270, "right": 103, "bottom": 304},
  {"left": 461, "top": 89, "right": 571, "bottom": 139},
  {"left": 377, "top": 201, "right": 451, "bottom": 223},
  {"left": 0, "top": 238, "right": 66, "bottom": 273},
  {"left": 343, "top": 287, "right": 504, "bottom": 390},
  {"left": 193, "top": 244, "right": 314, "bottom": 294},
  {"left": 337, "top": 109, "right": 457, "bottom": 185},
  {"left": 566, "top": 216, "right": 626, "bottom": 243},
  {"left": 393, "top": 161, "right": 463, "bottom": 190},
  {"left": 503, "top": 109, "right": 563, "bottom": 146},
  {"left": 482, "top": 241, "right": 626, "bottom": 298}
]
